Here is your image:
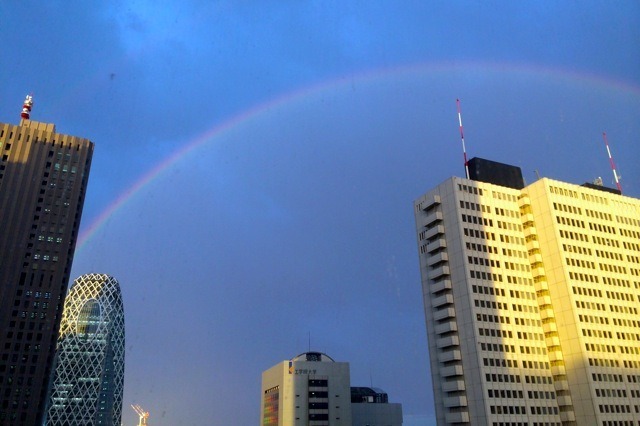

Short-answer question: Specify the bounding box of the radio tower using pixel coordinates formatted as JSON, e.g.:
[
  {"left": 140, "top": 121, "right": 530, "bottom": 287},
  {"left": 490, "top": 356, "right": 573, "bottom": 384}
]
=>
[
  {"left": 602, "top": 132, "right": 622, "bottom": 193},
  {"left": 21, "top": 94, "right": 33, "bottom": 120},
  {"left": 456, "top": 99, "right": 470, "bottom": 179}
]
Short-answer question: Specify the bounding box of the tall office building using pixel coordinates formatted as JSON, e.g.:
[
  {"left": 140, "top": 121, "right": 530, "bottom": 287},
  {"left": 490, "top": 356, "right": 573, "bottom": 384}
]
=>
[
  {"left": 261, "top": 352, "right": 403, "bottom": 426},
  {"left": 46, "top": 273, "right": 125, "bottom": 426},
  {"left": 261, "top": 352, "right": 353, "bottom": 426},
  {"left": 414, "top": 158, "right": 640, "bottom": 425},
  {"left": 0, "top": 97, "right": 94, "bottom": 424}
]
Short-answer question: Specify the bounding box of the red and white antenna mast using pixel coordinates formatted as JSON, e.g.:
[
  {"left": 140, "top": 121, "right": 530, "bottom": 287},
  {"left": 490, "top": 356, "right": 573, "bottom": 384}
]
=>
[
  {"left": 21, "top": 95, "right": 33, "bottom": 120},
  {"left": 456, "top": 99, "right": 470, "bottom": 179},
  {"left": 602, "top": 132, "right": 622, "bottom": 193}
]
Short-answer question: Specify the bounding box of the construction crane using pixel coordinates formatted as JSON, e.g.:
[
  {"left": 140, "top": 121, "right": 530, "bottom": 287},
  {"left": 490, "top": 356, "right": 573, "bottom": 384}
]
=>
[{"left": 131, "top": 404, "right": 149, "bottom": 426}]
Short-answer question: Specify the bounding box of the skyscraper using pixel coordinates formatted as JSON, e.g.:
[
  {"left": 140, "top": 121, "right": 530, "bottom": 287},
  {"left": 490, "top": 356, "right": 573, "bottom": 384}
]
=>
[
  {"left": 414, "top": 158, "right": 640, "bottom": 425},
  {"left": 0, "top": 97, "right": 94, "bottom": 424},
  {"left": 46, "top": 273, "right": 125, "bottom": 426}
]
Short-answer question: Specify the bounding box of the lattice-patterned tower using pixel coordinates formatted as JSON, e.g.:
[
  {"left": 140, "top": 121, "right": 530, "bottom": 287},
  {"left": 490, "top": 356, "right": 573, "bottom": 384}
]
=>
[{"left": 46, "top": 274, "right": 125, "bottom": 426}]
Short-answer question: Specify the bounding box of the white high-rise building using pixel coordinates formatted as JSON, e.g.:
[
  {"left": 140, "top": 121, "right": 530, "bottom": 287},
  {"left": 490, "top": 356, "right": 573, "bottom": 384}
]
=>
[
  {"left": 414, "top": 158, "right": 640, "bottom": 425},
  {"left": 261, "top": 352, "right": 353, "bottom": 426},
  {"left": 46, "top": 274, "right": 125, "bottom": 426}
]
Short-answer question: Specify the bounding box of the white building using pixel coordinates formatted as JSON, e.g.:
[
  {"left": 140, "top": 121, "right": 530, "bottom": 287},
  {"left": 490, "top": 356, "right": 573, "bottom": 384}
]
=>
[
  {"left": 261, "top": 352, "right": 403, "bottom": 426},
  {"left": 414, "top": 158, "right": 640, "bottom": 425}
]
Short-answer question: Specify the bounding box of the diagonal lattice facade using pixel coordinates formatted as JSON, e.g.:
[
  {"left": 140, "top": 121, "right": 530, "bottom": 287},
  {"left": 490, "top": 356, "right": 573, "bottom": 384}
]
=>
[{"left": 46, "top": 274, "right": 125, "bottom": 425}]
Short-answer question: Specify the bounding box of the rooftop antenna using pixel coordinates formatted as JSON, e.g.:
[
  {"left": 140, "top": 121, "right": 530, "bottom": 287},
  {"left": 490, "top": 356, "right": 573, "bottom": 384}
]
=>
[
  {"left": 456, "top": 99, "right": 470, "bottom": 179},
  {"left": 21, "top": 94, "right": 33, "bottom": 120},
  {"left": 602, "top": 132, "right": 622, "bottom": 193}
]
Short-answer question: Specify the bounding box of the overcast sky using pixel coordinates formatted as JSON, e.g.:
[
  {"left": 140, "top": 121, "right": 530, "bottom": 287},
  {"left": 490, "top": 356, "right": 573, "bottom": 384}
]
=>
[{"left": 1, "top": 2, "right": 639, "bottom": 425}]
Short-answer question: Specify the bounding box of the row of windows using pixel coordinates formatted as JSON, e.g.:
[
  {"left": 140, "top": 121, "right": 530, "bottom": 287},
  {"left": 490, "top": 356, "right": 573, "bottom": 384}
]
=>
[
  {"left": 459, "top": 200, "right": 491, "bottom": 213},
  {"left": 474, "top": 298, "right": 508, "bottom": 310},
  {"left": 600, "top": 262, "right": 628, "bottom": 274},
  {"left": 589, "top": 358, "right": 620, "bottom": 368},
  {"left": 556, "top": 215, "right": 585, "bottom": 229},
  {"left": 466, "top": 241, "right": 498, "bottom": 254},
  {"left": 472, "top": 284, "right": 506, "bottom": 297},
  {"left": 479, "top": 328, "right": 512, "bottom": 339},
  {"left": 582, "top": 328, "right": 612, "bottom": 339},
  {"left": 616, "top": 214, "right": 640, "bottom": 227},
  {"left": 464, "top": 227, "right": 496, "bottom": 240},
  {"left": 612, "top": 317, "right": 640, "bottom": 327},
  {"left": 483, "top": 358, "right": 518, "bottom": 368},
  {"left": 554, "top": 202, "right": 582, "bottom": 215},
  {"left": 486, "top": 373, "right": 520, "bottom": 383},
  {"left": 490, "top": 405, "right": 526, "bottom": 415},
  {"left": 458, "top": 183, "right": 484, "bottom": 195},
  {"left": 605, "top": 290, "right": 635, "bottom": 302},
  {"left": 563, "top": 243, "right": 592, "bottom": 255},
  {"left": 593, "top": 235, "right": 620, "bottom": 248},
  {"left": 488, "top": 388, "right": 522, "bottom": 399},
  {"left": 476, "top": 313, "right": 509, "bottom": 324},
  {"left": 598, "top": 404, "right": 631, "bottom": 414},
  {"left": 573, "top": 286, "right": 603, "bottom": 298},
  {"left": 559, "top": 229, "right": 589, "bottom": 242},
  {"left": 609, "top": 304, "right": 638, "bottom": 315},
  {"left": 461, "top": 213, "right": 493, "bottom": 227},
  {"left": 578, "top": 314, "right": 609, "bottom": 325},
  {"left": 575, "top": 300, "right": 606, "bottom": 311},
  {"left": 480, "top": 342, "right": 516, "bottom": 353},
  {"left": 491, "top": 191, "right": 517, "bottom": 202}
]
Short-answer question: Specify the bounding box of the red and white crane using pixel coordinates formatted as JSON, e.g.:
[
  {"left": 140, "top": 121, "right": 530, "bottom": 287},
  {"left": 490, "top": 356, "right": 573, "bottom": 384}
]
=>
[
  {"left": 602, "top": 132, "right": 622, "bottom": 193},
  {"left": 456, "top": 99, "right": 470, "bottom": 179}
]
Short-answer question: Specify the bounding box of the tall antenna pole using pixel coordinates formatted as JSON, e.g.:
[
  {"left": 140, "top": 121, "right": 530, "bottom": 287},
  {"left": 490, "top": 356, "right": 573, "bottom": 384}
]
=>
[
  {"left": 602, "top": 132, "right": 622, "bottom": 193},
  {"left": 456, "top": 99, "right": 470, "bottom": 179}
]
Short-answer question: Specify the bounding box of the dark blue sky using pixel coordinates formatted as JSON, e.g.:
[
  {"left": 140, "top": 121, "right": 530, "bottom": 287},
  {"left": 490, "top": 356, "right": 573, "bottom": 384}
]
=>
[{"left": 2, "top": 2, "right": 639, "bottom": 425}]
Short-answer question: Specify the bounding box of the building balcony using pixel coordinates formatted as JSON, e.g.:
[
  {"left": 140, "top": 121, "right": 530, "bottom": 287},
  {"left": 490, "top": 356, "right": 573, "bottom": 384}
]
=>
[
  {"left": 433, "top": 307, "right": 456, "bottom": 321},
  {"left": 424, "top": 210, "right": 443, "bottom": 227},
  {"left": 426, "top": 238, "right": 447, "bottom": 254},
  {"left": 545, "top": 335, "right": 560, "bottom": 347},
  {"left": 556, "top": 395, "right": 573, "bottom": 406},
  {"left": 542, "top": 321, "right": 557, "bottom": 333},
  {"left": 438, "top": 349, "right": 462, "bottom": 363},
  {"left": 440, "top": 364, "right": 463, "bottom": 378},
  {"left": 431, "top": 279, "right": 452, "bottom": 294},
  {"left": 560, "top": 410, "right": 576, "bottom": 422},
  {"left": 421, "top": 194, "right": 441, "bottom": 211},
  {"left": 443, "top": 395, "right": 468, "bottom": 408},
  {"left": 428, "top": 265, "right": 450, "bottom": 280},
  {"left": 436, "top": 335, "right": 459, "bottom": 349},
  {"left": 531, "top": 266, "right": 546, "bottom": 277},
  {"left": 434, "top": 319, "right": 457, "bottom": 335},
  {"left": 427, "top": 251, "right": 448, "bottom": 266},
  {"left": 444, "top": 410, "right": 469, "bottom": 423},
  {"left": 441, "top": 379, "right": 465, "bottom": 393},
  {"left": 550, "top": 364, "right": 566, "bottom": 377},
  {"left": 537, "top": 295, "right": 552, "bottom": 307},
  {"left": 523, "top": 226, "right": 538, "bottom": 238},
  {"left": 554, "top": 379, "right": 570, "bottom": 392},
  {"left": 432, "top": 293, "right": 454, "bottom": 309},
  {"left": 548, "top": 350, "right": 564, "bottom": 362},
  {"left": 539, "top": 307, "right": 555, "bottom": 320},
  {"left": 425, "top": 224, "right": 445, "bottom": 240},
  {"left": 529, "top": 253, "right": 543, "bottom": 264}
]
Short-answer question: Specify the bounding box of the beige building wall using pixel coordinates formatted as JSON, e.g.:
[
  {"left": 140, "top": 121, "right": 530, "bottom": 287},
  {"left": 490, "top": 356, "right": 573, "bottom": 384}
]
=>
[
  {"left": 260, "top": 352, "right": 352, "bottom": 426},
  {"left": 415, "top": 174, "right": 640, "bottom": 425}
]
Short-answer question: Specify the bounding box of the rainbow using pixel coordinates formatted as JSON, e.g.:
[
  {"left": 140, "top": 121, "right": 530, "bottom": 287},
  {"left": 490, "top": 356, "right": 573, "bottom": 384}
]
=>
[{"left": 76, "top": 61, "right": 640, "bottom": 250}]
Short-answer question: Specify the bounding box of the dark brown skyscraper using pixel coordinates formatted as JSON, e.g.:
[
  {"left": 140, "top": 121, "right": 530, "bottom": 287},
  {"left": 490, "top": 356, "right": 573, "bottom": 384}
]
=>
[{"left": 0, "top": 97, "right": 94, "bottom": 424}]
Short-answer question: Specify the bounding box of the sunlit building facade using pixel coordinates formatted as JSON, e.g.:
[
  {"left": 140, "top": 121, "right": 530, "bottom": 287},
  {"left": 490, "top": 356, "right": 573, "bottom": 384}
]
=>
[
  {"left": 414, "top": 158, "right": 640, "bottom": 425},
  {"left": 0, "top": 105, "right": 94, "bottom": 424},
  {"left": 46, "top": 273, "right": 125, "bottom": 426}
]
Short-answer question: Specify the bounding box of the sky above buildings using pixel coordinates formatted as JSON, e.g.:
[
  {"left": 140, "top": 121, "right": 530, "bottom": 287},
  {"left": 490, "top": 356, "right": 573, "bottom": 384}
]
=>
[{"left": 1, "top": 2, "right": 639, "bottom": 425}]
